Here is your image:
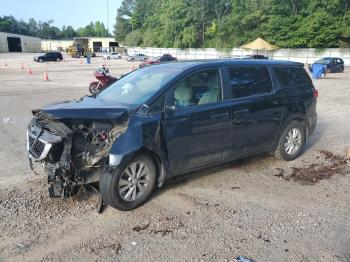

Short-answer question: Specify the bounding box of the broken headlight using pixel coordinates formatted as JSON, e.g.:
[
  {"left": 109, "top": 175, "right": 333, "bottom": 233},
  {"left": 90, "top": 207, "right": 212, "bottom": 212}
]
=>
[{"left": 108, "top": 154, "right": 123, "bottom": 167}]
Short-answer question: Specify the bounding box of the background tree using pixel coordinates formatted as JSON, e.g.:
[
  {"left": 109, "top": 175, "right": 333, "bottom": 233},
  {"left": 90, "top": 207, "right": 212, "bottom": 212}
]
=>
[
  {"left": 113, "top": 0, "right": 350, "bottom": 48},
  {"left": 0, "top": 16, "right": 111, "bottom": 39}
]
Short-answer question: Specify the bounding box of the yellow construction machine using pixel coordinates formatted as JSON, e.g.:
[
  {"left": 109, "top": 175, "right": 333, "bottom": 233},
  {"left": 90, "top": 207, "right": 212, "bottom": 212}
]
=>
[{"left": 67, "top": 37, "right": 96, "bottom": 58}]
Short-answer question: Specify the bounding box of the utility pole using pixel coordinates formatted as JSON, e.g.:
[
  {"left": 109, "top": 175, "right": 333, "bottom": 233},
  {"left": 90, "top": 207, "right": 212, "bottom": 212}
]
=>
[{"left": 106, "top": 0, "right": 109, "bottom": 36}]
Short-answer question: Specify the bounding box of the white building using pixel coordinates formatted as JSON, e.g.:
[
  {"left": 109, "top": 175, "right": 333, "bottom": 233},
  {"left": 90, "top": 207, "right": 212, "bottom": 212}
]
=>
[
  {"left": 41, "top": 37, "right": 119, "bottom": 52},
  {"left": 0, "top": 32, "right": 41, "bottom": 52}
]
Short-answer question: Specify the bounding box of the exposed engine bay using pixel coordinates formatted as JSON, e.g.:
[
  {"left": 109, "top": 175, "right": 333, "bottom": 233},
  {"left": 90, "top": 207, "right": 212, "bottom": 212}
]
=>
[{"left": 27, "top": 110, "right": 128, "bottom": 202}]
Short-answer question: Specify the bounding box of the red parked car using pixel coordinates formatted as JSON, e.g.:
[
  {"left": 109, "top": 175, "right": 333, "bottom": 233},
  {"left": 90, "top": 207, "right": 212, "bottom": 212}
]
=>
[{"left": 140, "top": 54, "right": 177, "bottom": 68}]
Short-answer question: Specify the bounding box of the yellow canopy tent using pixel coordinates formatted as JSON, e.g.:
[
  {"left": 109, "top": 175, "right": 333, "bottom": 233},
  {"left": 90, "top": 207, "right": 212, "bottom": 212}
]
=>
[
  {"left": 240, "top": 37, "right": 278, "bottom": 56},
  {"left": 241, "top": 37, "right": 278, "bottom": 50}
]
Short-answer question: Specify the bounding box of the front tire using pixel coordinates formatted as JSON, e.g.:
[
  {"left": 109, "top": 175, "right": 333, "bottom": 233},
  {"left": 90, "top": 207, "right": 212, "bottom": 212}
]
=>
[
  {"left": 274, "top": 121, "right": 306, "bottom": 161},
  {"left": 89, "top": 82, "right": 99, "bottom": 94},
  {"left": 100, "top": 154, "right": 157, "bottom": 211}
]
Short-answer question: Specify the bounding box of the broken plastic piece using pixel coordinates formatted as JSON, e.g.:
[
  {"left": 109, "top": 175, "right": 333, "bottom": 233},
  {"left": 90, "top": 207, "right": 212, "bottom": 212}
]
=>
[{"left": 236, "top": 256, "right": 255, "bottom": 262}]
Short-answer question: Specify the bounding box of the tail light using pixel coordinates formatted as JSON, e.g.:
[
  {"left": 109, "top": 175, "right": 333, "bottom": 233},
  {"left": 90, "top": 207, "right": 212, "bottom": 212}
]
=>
[{"left": 313, "top": 89, "right": 318, "bottom": 98}]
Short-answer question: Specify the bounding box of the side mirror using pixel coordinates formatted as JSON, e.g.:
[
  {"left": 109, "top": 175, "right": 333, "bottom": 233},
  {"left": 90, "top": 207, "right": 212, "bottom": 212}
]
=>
[{"left": 138, "top": 104, "right": 150, "bottom": 116}]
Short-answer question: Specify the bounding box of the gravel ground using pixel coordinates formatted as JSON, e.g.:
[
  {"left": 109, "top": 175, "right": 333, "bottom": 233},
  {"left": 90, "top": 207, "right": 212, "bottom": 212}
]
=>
[{"left": 0, "top": 53, "right": 349, "bottom": 262}]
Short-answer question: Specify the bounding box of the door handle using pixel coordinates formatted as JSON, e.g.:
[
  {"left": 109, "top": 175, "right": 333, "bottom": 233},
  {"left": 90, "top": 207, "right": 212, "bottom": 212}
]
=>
[
  {"left": 233, "top": 109, "right": 249, "bottom": 114},
  {"left": 172, "top": 116, "right": 189, "bottom": 123},
  {"left": 210, "top": 112, "right": 229, "bottom": 119}
]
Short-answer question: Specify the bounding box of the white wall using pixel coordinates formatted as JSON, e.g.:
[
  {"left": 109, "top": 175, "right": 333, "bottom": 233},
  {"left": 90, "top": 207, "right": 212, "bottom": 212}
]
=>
[
  {"left": 0, "top": 32, "right": 41, "bottom": 52},
  {"left": 41, "top": 40, "right": 73, "bottom": 51},
  {"left": 126, "top": 46, "right": 350, "bottom": 65}
]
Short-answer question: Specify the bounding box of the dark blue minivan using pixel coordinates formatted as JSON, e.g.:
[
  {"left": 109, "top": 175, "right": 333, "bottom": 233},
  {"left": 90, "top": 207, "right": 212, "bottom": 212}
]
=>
[{"left": 27, "top": 60, "right": 317, "bottom": 210}]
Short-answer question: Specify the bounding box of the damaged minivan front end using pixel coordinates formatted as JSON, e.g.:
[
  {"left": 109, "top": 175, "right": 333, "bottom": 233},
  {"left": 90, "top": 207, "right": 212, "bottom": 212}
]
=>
[
  {"left": 27, "top": 100, "right": 129, "bottom": 200},
  {"left": 26, "top": 65, "right": 186, "bottom": 211}
]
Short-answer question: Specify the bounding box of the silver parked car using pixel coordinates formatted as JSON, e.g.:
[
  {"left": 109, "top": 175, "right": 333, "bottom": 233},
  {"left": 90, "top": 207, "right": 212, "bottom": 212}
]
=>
[
  {"left": 103, "top": 52, "right": 122, "bottom": 60},
  {"left": 127, "top": 53, "right": 149, "bottom": 62}
]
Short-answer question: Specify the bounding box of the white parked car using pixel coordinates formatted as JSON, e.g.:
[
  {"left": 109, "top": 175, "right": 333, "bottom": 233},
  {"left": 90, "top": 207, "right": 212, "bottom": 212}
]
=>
[
  {"left": 103, "top": 52, "right": 122, "bottom": 60},
  {"left": 127, "top": 53, "right": 149, "bottom": 62}
]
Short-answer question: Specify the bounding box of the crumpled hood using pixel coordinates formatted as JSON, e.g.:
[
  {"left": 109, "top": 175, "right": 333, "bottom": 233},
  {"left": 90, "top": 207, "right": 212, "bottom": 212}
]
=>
[{"left": 42, "top": 96, "right": 130, "bottom": 120}]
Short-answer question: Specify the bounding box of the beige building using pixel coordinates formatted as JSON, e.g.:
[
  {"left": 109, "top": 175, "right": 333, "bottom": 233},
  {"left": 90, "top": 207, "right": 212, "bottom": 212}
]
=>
[
  {"left": 41, "top": 37, "right": 118, "bottom": 52},
  {"left": 0, "top": 32, "right": 41, "bottom": 52}
]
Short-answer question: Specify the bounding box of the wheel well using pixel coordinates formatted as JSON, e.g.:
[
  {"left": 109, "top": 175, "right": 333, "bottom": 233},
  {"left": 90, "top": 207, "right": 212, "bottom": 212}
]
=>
[
  {"left": 134, "top": 148, "right": 165, "bottom": 188},
  {"left": 287, "top": 103, "right": 306, "bottom": 114},
  {"left": 284, "top": 116, "right": 308, "bottom": 138}
]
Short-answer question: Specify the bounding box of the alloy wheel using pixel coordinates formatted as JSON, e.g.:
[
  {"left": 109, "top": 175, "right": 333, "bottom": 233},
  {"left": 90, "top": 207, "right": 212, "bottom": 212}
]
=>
[
  {"left": 118, "top": 162, "right": 150, "bottom": 201},
  {"left": 283, "top": 128, "right": 302, "bottom": 155}
]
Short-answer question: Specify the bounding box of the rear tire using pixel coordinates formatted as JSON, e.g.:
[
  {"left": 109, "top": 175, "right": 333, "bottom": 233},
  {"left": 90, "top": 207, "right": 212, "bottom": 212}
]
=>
[
  {"left": 107, "top": 56, "right": 110, "bottom": 60},
  {"left": 274, "top": 121, "right": 306, "bottom": 161},
  {"left": 100, "top": 154, "right": 157, "bottom": 211}
]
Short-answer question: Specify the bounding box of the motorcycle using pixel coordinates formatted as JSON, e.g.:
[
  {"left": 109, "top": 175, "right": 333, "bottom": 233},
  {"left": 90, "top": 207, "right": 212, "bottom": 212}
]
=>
[{"left": 89, "top": 67, "right": 117, "bottom": 95}]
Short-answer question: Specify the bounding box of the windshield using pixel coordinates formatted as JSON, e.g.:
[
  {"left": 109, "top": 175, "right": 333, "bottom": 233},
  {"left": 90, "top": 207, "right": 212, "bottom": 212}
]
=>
[
  {"left": 316, "top": 58, "right": 331, "bottom": 64},
  {"left": 97, "top": 66, "right": 181, "bottom": 106}
]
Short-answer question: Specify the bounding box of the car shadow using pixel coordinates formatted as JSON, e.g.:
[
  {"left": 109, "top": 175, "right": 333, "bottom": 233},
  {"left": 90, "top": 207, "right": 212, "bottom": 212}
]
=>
[
  {"left": 149, "top": 153, "right": 270, "bottom": 201},
  {"left": 304, "top": 119, "right": 326, "bottom": 150}
]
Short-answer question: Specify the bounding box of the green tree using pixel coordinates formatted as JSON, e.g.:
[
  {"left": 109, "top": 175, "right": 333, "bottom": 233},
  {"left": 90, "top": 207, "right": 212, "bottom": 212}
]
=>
[{"left": 124, "top": 29, "right": 143, "bottom": 45}]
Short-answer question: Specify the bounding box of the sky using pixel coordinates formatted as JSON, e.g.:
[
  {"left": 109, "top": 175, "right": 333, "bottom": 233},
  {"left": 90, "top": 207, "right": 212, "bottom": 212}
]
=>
[{"left": 0, "top": 0, "right": 122, "bottom": 32}]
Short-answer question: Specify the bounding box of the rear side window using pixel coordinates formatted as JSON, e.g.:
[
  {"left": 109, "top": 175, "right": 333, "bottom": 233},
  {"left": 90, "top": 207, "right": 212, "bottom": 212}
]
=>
[
  {"left": 272, "top": 66, "right": 312, "bottom": 88},
  {"left": 228, "top": 66, "right": 273, "bottom": 98}
]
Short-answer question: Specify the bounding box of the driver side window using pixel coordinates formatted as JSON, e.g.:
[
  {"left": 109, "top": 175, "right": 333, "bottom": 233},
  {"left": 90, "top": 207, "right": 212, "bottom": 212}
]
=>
[{"left": 173, "top": 69, "right": 221, "bottom": 108}]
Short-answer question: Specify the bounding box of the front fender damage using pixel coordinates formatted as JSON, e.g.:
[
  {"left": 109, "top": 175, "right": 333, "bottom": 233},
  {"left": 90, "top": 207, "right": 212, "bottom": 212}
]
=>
[{"left": 27, "top": 110, "right": 129, "bottom": 211}]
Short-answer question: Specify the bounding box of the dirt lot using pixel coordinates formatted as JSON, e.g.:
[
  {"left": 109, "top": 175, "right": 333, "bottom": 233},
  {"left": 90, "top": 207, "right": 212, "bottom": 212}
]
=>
[{"left": 0, "top": 53, "right": 349, "bottom": 262}]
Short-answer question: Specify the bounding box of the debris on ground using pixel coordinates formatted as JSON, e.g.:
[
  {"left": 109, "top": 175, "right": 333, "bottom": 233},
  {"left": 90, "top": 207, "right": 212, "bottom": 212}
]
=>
[
  {"left": 132, "top": 221, "right": 150, "bottom": 232},
  {"left": 257, "top": 233, "right": 271, "bottom": 243},
  {"left": 318, "top": 150, "right": 349, "bottom": 164},
  {"left": 2, "top": 117, "right": 13, "bottom": 124},
  {"left": 236, "top": 256, "right": 255, "bottom": 262},
  {"left": 274, "top": 150, "right": 349, "bottom": 185},
  {"left": 16, "top": 242, "right": 29, "bottom": 249},
  {"left": 289, "top": 150, "right": 349, "bottom": 185},
  {"left": 152, "top": 229, "right": 173, "bottom": 236},
  {"left": 273, "top": 167, "right": 287, "bottom": 179},
  {"left": 149, "top": 216, "right": 184, "bottom": 236}
]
